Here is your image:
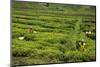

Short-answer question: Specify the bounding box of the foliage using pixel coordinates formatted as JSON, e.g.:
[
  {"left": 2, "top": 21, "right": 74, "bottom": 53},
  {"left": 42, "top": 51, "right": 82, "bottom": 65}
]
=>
[{"left": 12, "top": 1, "right": 96, "bottom": 66}]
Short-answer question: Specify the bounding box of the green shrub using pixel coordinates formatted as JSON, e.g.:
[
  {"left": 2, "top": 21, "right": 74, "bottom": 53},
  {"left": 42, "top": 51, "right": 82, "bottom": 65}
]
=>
[
  {"left": 86, "top": 33, "right": 96, "bottom": 40},
  {"left": 63, "top": 50, "right": 96, "bottom": 62},
  {"left": 24, "top": 33, "right": 36, "bottom": 41},
  {"left": 13, "top": 47, "right": 32, "bottom": 57}
]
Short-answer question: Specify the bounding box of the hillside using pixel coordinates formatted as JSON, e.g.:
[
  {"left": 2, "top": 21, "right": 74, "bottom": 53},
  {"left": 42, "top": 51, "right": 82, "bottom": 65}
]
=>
[{"left": 12, "top": 1, "right": 96, "bottom": 66}]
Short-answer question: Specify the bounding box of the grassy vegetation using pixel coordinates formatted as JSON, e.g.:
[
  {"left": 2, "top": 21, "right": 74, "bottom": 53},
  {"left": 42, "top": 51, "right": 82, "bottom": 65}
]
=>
[{"left": 12, "top": 1, "right": 96, "bottom": 66}]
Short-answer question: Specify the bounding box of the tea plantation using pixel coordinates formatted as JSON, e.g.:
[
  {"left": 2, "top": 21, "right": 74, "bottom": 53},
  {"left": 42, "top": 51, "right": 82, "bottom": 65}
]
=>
[{"left": 12, "top": 1, "right": 96, "bottom": 66}]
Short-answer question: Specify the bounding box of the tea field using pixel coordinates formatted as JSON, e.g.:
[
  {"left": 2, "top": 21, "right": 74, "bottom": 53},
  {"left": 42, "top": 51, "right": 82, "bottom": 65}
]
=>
[{"left": 12, "top": 1, "right": 96, "bottom": 66}]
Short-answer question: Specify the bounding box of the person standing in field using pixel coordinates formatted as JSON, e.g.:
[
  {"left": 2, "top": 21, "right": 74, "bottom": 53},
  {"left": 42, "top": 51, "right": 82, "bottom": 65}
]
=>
[
  {"left": 79, "top": 39, "right": 86, "bottom": 50},
  {"left": 76, "top": 39, "right": 86, "bottom": 51},
  {"left": 28, "top": 26, "right": 37, "bottom": 33},
  {"left": 28, "top": 26, "right": 33, "bottom": 33}
]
